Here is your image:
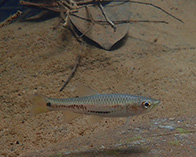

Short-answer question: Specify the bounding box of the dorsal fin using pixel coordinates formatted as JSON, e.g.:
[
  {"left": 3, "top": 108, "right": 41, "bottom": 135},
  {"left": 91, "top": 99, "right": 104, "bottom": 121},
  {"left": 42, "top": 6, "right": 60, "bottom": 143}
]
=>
[{"left": 76, "top": 83, "right": 98, "bottom": 97}]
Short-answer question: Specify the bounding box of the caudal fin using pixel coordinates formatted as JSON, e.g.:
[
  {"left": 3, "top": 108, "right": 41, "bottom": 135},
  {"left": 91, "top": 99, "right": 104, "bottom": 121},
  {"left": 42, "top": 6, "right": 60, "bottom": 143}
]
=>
[{"left": 30, "top": 93, "right": 49, "bottom": 115}]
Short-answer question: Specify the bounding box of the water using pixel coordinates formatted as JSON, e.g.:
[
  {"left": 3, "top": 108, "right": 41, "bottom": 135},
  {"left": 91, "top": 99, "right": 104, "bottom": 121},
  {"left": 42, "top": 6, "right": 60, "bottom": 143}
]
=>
[
  {"left": 0, "top": 0, "right": 196, "bottom": 156},
  {"left": 0, "top": 0, "right": 24, "bottom": 22}
]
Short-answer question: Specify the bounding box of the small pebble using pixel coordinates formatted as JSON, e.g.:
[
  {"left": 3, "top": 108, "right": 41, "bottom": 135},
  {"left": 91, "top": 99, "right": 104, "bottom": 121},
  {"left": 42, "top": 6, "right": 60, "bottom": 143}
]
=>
[
  {"left": 177, "top": 119, "right": 184, "bottom": 123},
  {"left": 135, "top": 128, "right": 140, "bottom": 131},
  {"left": 89, "top": 144, "right": 93, "bottom": 147},
  {"left": 169, "top": 117, "right": 175, "bottom": 121},
  {"left": 159, "top": 125, "right": 175, "bottom": 130},
  {"left": 64, "top": 151, "right": 72, "bottom": 155}
]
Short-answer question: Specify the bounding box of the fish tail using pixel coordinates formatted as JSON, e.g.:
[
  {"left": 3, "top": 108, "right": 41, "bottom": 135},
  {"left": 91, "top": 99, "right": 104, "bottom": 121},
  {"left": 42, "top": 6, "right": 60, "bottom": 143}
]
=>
[{"left": 30, "top": 93, "right": 49, "bottom": 115}]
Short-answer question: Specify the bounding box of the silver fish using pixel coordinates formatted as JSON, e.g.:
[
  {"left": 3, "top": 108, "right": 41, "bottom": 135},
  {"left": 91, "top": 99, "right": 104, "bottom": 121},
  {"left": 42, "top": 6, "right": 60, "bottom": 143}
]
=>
[{"left": 31, "top": 93, "right": 160, "bottom": 122}]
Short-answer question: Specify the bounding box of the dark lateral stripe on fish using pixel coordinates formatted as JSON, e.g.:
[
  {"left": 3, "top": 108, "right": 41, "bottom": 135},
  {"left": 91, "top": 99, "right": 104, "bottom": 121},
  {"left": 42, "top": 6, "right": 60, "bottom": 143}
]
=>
[
  {"left": 47, "top": 102, "right": 111, "bottom": 114},
  {"left": 47, "top": 103, "right": 87, "bottom": 110},
  {"left": 87, "top": 110, "right": 111, "bottom": 114}
]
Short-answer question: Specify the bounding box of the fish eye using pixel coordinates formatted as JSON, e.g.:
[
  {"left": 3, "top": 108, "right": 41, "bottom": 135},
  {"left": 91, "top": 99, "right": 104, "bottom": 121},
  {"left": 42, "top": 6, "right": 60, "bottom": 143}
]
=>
[{"left": 142, "top": 101, "right": 151, "bottom": 109}]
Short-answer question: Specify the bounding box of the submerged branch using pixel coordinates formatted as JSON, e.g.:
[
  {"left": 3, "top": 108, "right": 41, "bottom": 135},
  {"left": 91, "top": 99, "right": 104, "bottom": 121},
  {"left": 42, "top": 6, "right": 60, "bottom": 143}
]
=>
[
  {"left": 0, "top": 10, "right": 22, "bottom": 28},
  {"left": 60, "top": 55, "right": 81, "bottom": 92}
]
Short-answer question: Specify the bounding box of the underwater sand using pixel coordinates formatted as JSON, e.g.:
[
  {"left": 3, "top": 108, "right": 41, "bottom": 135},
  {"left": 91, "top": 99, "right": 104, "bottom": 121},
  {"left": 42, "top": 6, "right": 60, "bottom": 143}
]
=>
[{"left": 0, "top": 0, "right": 196, "bottom": 156}]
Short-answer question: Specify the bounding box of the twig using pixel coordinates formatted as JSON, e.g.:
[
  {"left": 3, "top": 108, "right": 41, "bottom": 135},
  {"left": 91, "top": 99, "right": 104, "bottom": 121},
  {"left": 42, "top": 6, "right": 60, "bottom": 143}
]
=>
[
  {"left": 60, "top": 55, "right": 81, "bottom": 92},
  {"left": 108, "top": 19, "right": 168, "bottom": 24},
  {"left": 0, "top": 10, "right": 22, "bottom": 28},
  {"left": 20, "top": 1, "right": 58, "bottom": 8},
  {"left": 95, "top": 19, "right": 168, "bottom": 25},
  {"left": 79, "top": 21, "right": 94, "bottom": 38},
  {"left": 59, "top": 0, "right": 78, "bottom": 10},
  {"left": 98, "top": 3, "right": 116, "bottom": 31},
  {"left": 76, "top": 0, "right": 184, "bottom": 23},
  {"left": 79, "top": 6, "right": 95, "bottom": 38},
  {"left": 67, "top": 13, "right": 169, "bottom": 25},
  {"left": 20, "top": 1, "right": 60, "bottom": 12},
  {"left": 128, "top": 0, "right": 184, "bottom": 23},
  {"left": 57, "top": 1, "right": 69, "bottom": 27}
]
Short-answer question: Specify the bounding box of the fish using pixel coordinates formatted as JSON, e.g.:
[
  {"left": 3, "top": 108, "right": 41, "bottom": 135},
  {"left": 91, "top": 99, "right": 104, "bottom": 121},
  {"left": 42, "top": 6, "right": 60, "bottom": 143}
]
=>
[{"left": 31, "top": 92, "right": 160, "bottom": 123}]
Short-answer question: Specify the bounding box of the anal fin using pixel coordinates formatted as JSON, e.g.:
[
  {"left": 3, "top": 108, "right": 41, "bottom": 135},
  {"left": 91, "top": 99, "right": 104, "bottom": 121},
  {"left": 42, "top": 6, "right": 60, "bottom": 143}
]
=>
[
  {"left": 63, "top": 111, "right": 81, "bottom": 123},
  {"left": 88, "top": 115, "right": 103, "bottom": 126}
]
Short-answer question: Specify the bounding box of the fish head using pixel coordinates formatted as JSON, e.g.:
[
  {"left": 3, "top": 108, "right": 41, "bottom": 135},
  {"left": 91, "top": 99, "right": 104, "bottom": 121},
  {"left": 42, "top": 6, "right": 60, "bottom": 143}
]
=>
[
  {"left": 127, "top": 96, "right": 160, "bottom": 116},
  {"left": 139, "top": 97, "right": 160, "bottom": 112}
]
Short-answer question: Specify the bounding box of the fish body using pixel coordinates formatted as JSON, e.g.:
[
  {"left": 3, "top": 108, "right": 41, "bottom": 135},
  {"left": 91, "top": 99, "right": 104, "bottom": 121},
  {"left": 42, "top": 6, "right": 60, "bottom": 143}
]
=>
[{"left": 32, "top": 93, "right": 160, "bottom": 118}]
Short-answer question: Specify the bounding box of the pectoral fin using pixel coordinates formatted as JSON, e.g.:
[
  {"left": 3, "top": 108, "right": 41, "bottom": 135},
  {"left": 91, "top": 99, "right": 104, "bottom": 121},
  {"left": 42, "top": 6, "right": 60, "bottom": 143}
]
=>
[{"left": 63, "top": 111, "right": 81, "bottom": 123}]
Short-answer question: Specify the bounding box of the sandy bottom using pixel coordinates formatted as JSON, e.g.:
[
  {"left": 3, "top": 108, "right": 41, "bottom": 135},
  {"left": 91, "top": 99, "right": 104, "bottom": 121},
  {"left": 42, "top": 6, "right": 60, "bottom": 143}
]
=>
[{"left": 0, "top": 0, "right": 196, "bottom": 156}]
